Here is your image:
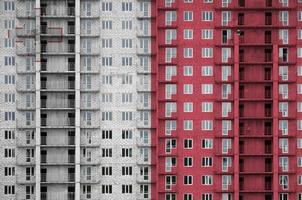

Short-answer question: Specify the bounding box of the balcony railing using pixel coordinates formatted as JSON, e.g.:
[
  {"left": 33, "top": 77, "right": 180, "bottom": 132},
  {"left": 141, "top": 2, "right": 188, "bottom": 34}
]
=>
[
  {"left": 41, "top": 118, "right": 75, "bottom": 127},
  {"left": 41, "top": 99, "right": 75, "bottom": 109},
  {"left": 41, "top": 7, "right": 75, "bottom": 17},
  {"left": 41, "top": 192, "right": 75, "bottom": 200},
  {"left": 41, "top": 155, "right": 75, "bottom": 164},
  {"left": 41, "top": 44, "right": 75, "bottom": 54},
  {"left": 40, "top": 81, "right": 75, "bottom": 90},
  {"left": 40, "top": 26, "right": 62, "bottom": 35},
  {"left": 40, "top": 173, "right": 75, "bottom": 183}
]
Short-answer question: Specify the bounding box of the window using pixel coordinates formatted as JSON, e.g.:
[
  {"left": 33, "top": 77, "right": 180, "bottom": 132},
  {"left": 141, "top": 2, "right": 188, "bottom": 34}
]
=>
[
  {"left": 298, "top": 30, "right": 302, "bottom": 40},
  {"left": 298, "top": 138, "right": 302, "bottom": 149},
  {"left": 101, "top": 166, "right": 112, "bottom": 175},
  {"left": 4, "top": 20, "right": 15, "bottom": 29},
  {"left": 298, "top": 66, "right": 302, "bottom": 76},
  {"left": 166, "top": 29, "right": 177, "bottom": 44},
  {"left": 184, "top": 175, "right": 193, "bottom": 185},
  {"left": 4, "top": 130, "right": 15, "bottom": 140},
  {"left": 102, "top": 130, "right": 112, "bottom": 139},
  {"left": 122, "top": 93, "right": 132, "bottom": 103},
  {"left": 122, "top": 166, "right": 132, "bottom": 175},
  {"left": 122, "top": 2, "right": 132, "bottom": 11},
  {"left": 298, "top": 157, "right": 302, "bottom": 167},
  {"left": 202, "top": 193, "right": 213, "bottom": 200},
  {"left": 102, "top": 20, "right": 112, "bottom": 30},
  {"left": 122, "top": 112, "right": 133, "bottom": 121},
  {"left": 4, "top": 148, "right": 15, "bottom": 158},
  {"left": 101, "top": 185, "right": 112, "bottom": 194},
  {"left": 101, "top": 93, "right": 112, "bottom": 103},
  {"left": 184, "top": 120, "right": 193, "bottom": 130},
  {"left": 201, "top": 157, "right": 213, "bottom": 167},
  {"left": 201, "top": 66, "right": 213, "bottom": 76},
  {"left": 102, "top": 57, "right": 113, "bottom": 66},
  {"left": 4, "top": 75, "right": 15, "bottom": 84},
  {"left": 4, "top": 167, "right": 15, "bottom": 176},
  {"left": 184, "top": 102, "right": 193, "bottom": 112},
  {"left": 101, "top": 148, "right": 112, "bottom": 157},
  {"left": 4, "top": 38, "right": 14, "bottom": 48},
  {"left": 202, "top": 11, "right": 213, "bottom": 21},
  {"left": 4, "top": 56, "right": 15, "bottom": 66},
  {"left": 122, "top": 57, "right": 132, "bottom": 66},
  {"left": 202, "top": 84, "right": 213, "bottom": 94},
  {"left": 4, "top": 1, "right": 15, "bottom": 11},
  {"left": 184, "top": 157, "right": 193, "bottom": 167},
  {"left": 4, "top": 185, "right": 15, "bottom": 195},
  {"left": 122, "top": 39, "right": 133, "bottom": 48},
  {"left": 122, "top": 185, "right": 132, "bottom": 194},
  {"left": 102, "top": 39, "right": 112, "bottom": 48},
  {"left": 279, "top": 175, "right": 288, "bottom": 190},
  {"left": 122, "top": 148, "right": 132, "bottom": 157},
  {"left": 279, "top": 11, "right": 289, "bottom": 26},
  {"left": 166, "top": 102, "right": 176, "bottom": 117},
  {"left": 102, "top": 2, "right": 112, "bottom": 11},
  {"left": 183, "top": 66, "right": 193, "bottom": 76},
  {"left": 183, "top": 84, "right": 193, "bottom": 94},
  {"left": 201, "top": 120, "right": 213, "bottom": 130},
  {"left": 201, "top": 175, "right": 213, "bottom": 185},
  {"left": 202, "top": 48, "right": 213, "bottom": 58},
  {"left": 4, "top": 112, "right": 15, "bottom": 121},
  {"left": 202, "top": 139, "right": 213, "bottom": 149},
  {"left": 101, "top": 111, "right": 113, "bottom": 121},
  {"left": 184, "top": 139, "right": 193, "bottom": 149},
  {"left": 201, "top": 29, "right": 213, "bottom": 39},
  {"left": 184, "top": 11, "right": 193, "bottom": 21},
  {"left": 122, "top": 75, "right": 133, "bottom": 84},
  {"left": 122, "top": 20, "right": 132, "bottom": 30},
  {"left": 184, "top": 48, "right": 193, "bottom": 58},
  {"left": 222, "top": 11, "right": 231, "bottom": 26},
  {"left": 202, "top": 102, "right": 213, "bottom": 112},
  {"left": 298, "top": 48, "right": 302, "bottom": 58},
  {"left": 184, "top": 194, "right": 193, "bottom": 200},
  {"left": 122, "top": 130, "right": 133, "bottom": 139},
  {"left": 299, "top": 11, "right": 302, "bottom": 21},
  {"left": 4, "top": 94, "right": 15, "bottom": 103},
  {"left": 184, "top": 29, "right": 193, "bottom": 39}
]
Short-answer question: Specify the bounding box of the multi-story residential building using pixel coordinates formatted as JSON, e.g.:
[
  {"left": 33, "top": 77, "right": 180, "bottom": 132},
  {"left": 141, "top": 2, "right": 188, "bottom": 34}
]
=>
[
  {"left": 1, "top": 0, "right": 302, "bottom": 200},
  {"left": 154, "top": 0, "right": 302, "bottom": 200},
  {"left": 1, "top": 0, "right": 153, "bottom": 200}
]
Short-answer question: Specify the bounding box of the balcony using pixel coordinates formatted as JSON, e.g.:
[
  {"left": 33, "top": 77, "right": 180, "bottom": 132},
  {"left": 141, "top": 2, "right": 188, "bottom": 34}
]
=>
[
  {"left": 16, "top": 46, "right": 35, "bottom": 56},
  {"left": 16, "top": 28, "right": 36, "bottom": 37},
  {"left": 41, "top": 81, "right": 75, "bottom": 91},
  {"left": 40, "top": 7, "right": 75, "bottom": 18},
  {"left": 41, "top": 136, "right": 75, "bottom": 147},
  {"left": 41, "top": 173, "right": 75, "bottom": 183},
  {"left": 41, "top": 155, "right": 75, "bottom": 165},
  {"left": 41, "top": 99, "right": 75, "bottom": 109},
  {"left": 41, "top": 44, "right": 75, "bottom": 55},
  {"left": 16, "top": 175, "right": 36, "bottom": 184},
  {"left": 41, "top": 117, "right": 75, "bottom": 127},
  {"left": 41, "top": 192, "right": 75, "bottom": 200},
  {"left": 16, "top": 156, "right": 35, "bottom": 166},
  {"left": 16, "top": 8, "right": 35, "bottom": 18},
  {"left": 40, "top": 61, "right": 75, "bottom": 73},
  {"left": 40, "top": 26, "right": 62, "bottom": 36}
]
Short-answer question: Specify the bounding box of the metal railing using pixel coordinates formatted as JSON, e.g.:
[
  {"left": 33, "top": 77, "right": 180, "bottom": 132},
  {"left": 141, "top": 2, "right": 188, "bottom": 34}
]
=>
[
  {"left": 40, "top": 7, "right": 75, "bottom": 17},
  {"left": 41, "top": 118, "right": 75, "bottom": 127},
  {"left": 41, "top": 44, "right": 75, "bottom": 54},
  {"left": 41, "top": 99, "right": 75, "bottom": 108},
  {"left": 40, "top": 81, "right": 75, "bottom": 90}
]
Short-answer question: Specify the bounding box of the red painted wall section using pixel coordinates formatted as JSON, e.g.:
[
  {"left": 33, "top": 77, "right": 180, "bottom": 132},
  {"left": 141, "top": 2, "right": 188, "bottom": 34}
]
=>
[{"left": 151, "top": 0, "right": 301, "bottom": 200}]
